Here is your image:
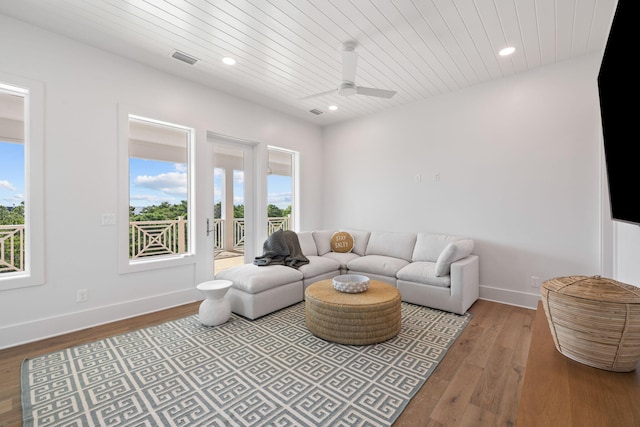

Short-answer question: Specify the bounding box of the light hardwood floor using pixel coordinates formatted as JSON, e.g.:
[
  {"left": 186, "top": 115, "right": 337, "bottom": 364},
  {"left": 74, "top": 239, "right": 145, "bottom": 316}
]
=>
[{"left": 0, "top": 299, "right": 535, "bottom": 427}]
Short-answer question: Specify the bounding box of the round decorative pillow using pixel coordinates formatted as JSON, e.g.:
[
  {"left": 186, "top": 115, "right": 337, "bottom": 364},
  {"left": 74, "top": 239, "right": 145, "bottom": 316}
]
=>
[{"left": 330, "top": 231, "right": 354, "bottom": 253}]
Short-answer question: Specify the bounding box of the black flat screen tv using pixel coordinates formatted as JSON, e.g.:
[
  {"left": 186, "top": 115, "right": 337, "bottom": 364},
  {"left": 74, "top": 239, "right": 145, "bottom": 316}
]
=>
[{"left": 598, "top": 0, "right": 637, "bottom": 225}]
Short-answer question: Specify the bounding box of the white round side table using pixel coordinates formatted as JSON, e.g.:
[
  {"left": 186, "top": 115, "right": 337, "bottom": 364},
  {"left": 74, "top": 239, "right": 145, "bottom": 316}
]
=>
[{"left": 196, "top": 279, "right": 233, "bottom": 326}]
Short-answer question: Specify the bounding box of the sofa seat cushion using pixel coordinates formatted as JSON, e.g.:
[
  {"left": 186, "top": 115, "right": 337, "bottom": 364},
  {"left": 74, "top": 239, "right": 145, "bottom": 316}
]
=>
[
  {"left": 322, "top": 251, "right": 361, "bottom": 269},
  {"left": 215, "top": 263, "right": 303, "bottom": 294},
  {"left": 298, "top": 255, "right": 340, "bottom": 279},
  {"left": 396, "top": 262, "right": 451, "bottom": 288},
  {"left": 347, "top": 255, "right": 409, "bottom": 278}
]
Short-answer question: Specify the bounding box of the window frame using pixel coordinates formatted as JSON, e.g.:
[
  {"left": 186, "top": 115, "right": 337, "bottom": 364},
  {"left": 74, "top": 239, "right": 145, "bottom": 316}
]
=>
[
  {"left": 0, "top": 74, "right": 45, "bottom": 290},
  {"left": 118, "top": 105, "right": 196, "bottom": 274}
]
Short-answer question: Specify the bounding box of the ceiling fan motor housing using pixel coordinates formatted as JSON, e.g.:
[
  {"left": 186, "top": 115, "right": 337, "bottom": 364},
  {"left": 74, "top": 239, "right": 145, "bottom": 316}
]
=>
[{"left": 338, "top": 81, "right": 357, "bottom": 96}]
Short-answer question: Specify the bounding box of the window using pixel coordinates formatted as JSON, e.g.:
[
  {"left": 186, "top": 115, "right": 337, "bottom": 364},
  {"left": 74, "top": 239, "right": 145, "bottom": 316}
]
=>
[
  {"left": 119, "top": 110, "right": 195, "bottom": 273},
  {"left": 0, "top": 77, "right": 44, "bottom": 290},
  {"left": 267, "top": 147, "right": 297, "bottom": 233}
]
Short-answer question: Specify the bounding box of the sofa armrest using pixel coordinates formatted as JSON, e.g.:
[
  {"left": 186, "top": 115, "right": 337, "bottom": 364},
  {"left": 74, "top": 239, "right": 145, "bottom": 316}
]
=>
[{"left": 450, "top": 255, "right": 479, "bottom": 314}]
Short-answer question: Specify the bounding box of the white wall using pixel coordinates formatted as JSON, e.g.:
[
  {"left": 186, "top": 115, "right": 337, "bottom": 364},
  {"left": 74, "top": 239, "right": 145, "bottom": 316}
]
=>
[
  {"left": 614, "top": 222, "right": 640, "bottom": 284},
  {"left": 0, "top": 15, "right": 324, "bottom": 348},
  {"left": 322, "top": 54, "right": 608, "bottom": 309}
]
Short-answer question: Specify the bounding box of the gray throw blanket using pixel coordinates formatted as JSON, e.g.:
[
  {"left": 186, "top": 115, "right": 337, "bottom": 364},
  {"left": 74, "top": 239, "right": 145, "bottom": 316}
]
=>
[{"left": 253, "top": 230, "right": 310, "bottom": 269}]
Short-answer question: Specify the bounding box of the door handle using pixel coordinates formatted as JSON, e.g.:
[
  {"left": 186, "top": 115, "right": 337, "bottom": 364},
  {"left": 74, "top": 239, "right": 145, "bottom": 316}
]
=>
[{"left": 206, "top": 218, "right": 212, "bottom": 236}]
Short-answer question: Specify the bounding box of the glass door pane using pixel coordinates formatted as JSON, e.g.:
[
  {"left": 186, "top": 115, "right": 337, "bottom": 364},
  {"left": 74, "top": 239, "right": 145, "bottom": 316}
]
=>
[{"left": 212, "top": 139, "right": 254, "bottom": 275}]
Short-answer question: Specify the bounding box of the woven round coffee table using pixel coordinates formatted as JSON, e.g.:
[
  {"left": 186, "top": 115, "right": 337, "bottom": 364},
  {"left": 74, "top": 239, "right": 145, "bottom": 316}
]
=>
[{"left": 305, "top": 279, "right": 402, "bottom": 345}]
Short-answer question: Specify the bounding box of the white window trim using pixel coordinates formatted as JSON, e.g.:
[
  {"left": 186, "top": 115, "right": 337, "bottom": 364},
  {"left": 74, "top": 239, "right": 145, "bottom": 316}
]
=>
[
  {"left": 0, "top": 74, "right": 45, "bottom": 290},
  {"left": 117, "top": 105, "right": 196, "bottom": 274}
]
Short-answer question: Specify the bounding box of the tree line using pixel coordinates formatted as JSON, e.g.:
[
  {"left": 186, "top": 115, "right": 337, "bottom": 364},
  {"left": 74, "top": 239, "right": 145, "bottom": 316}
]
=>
[
  {"left": 129, "top": 201, "right": 291, "bottom": 221},
  {"left": 1, "top": 201, "right": 291, "bottom": 225},
  {"left": 0, "top": 203, "right": 24, "bottom": 225}
]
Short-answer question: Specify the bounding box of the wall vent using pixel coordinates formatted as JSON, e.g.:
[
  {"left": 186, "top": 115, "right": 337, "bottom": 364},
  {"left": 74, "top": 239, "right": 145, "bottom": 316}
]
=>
[
  {"left": 309, "top": 109, "right": 323, "bottom": 115},
  {"left": 171, "top": 50, "right": 199, "bottom": 65}
]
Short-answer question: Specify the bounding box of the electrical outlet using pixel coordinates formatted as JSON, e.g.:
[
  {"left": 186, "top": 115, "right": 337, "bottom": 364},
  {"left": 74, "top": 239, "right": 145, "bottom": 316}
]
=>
[
  {"left": 414, "top": 173, "right": 422, "bottom": 184},
  {"left": 530, "top": 276, "right": 541, "bottom": 289},
  {"left": 434, "top": 172, "right": 440, "bottom": 182},
  {"left": 77, "top": 289, "right": 88, "bottom": 302}
]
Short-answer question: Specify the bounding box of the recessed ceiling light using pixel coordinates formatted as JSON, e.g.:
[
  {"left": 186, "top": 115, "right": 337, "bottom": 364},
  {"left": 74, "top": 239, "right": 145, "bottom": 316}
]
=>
[
  {"left": 222, "top": 57, "right": 236, "bottom": 65},
  {"left": 328, "top": 105, "right": 338, "bottom": 111},
  {"left": 499, "top": 46, "right": 516, "bottom": 56}
]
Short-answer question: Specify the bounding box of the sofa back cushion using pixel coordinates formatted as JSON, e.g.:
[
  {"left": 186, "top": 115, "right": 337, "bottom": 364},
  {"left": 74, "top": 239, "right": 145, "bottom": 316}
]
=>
[
  {"left": 312, "top": 230, "right": 336, "bottom": 256},
  {"left": 435, "top": 239, "right": 474, "bottom": 276},
  {"left": 365, "top": 231, "right": 417, "bottom": 261},
  {"left": 412, "top": 233, "right": 464, "bottom": 262},
  {"left": 343, "top": 229, "right": 371, "bottom": 256},
  {"left": 297, "top": 231, "right": 318, "bottom": 257}
]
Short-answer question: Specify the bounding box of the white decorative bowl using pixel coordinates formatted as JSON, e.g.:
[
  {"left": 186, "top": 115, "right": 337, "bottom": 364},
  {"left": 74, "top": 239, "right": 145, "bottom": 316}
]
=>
[{"left": 333, "top": 274, "right": 370, "bottom": 293}]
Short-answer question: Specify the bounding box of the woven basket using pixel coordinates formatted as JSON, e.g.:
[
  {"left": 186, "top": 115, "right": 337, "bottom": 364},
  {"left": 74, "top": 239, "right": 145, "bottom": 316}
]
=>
[
  {"left": 305, "top": 279, "right": 401, "bottom": 345},
  {"left": 541, "top": 275, "right": 640, "bottom": 372}
]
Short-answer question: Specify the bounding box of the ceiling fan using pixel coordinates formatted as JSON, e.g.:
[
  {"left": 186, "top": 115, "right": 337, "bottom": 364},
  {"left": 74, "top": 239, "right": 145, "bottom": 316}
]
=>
[{"left": 300, "top": 41, "right": 397, "bottom": 100}]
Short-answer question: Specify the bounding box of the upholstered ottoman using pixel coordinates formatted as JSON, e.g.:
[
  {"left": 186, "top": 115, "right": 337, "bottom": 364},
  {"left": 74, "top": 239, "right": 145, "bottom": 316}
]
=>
[{"left": 215, "top": 264, "right": 304, "bottom": 319}]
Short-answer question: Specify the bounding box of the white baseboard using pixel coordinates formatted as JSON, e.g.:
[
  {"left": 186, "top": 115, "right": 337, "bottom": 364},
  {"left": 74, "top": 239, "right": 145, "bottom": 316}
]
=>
[
  {"left": 479, "top": 285, "right": 540, "bottom": 310},
  {"left": 2, "top": 285, "right": 539, "bottom": 349},
  {"left": 0, "top": 288, "right": 201, "bottom": 350}
]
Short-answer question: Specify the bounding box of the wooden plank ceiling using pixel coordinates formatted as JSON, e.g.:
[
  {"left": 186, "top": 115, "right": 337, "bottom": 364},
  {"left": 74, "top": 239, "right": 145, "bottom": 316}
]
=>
[{"left": 0, "top": 0, "right": 618, "bottom": 125}]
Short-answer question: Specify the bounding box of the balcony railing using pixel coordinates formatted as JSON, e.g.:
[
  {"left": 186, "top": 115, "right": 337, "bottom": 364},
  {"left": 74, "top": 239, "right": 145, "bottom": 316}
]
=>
[
  {"left": 130, "top": 218, "right": 187, "bottom": 259},
  {"left": 233, "top": 219, "right": 245, "bottom": 250},
  {"left": 0, "top": 218, "right": 291, "bottom": 271},
  {"left": 0, "top": 225, "right": 24, "bottom": 273},
  {"left": 128, "top": 216, "right": 290, "bottom": 259},
  {"left": 268, "top": 216, "right": 290, "bottom": 235}
]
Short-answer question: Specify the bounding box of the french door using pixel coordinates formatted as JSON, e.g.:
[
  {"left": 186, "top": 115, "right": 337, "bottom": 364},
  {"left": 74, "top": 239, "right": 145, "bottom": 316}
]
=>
[{"left": 206, "top": 133, "right": 256, "bottom": 276}]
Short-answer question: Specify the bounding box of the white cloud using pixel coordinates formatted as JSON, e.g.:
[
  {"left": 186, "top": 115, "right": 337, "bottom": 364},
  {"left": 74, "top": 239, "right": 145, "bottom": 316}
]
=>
[
  {"left": 2, "top": 196, "right": 24, "bottom": 205},
  {"left": 130, "top": 194, "right": 176, "bottom": 204},
  {"left": 0, "top": 180, "right": 16, "bottom": 191},
  {"left": 134, "top": 171, "right": 187, "bottom": 196},
  {"left": 268, "top": 192, "right": 292, "bottom": 205},
  {"left": 0, "top": 186, "right": 23, "bottom": 205}
]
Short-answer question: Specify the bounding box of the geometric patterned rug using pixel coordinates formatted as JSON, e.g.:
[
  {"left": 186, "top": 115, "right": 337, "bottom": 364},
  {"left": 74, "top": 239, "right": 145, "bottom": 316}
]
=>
[{"left": 21, "top": 302, "right": 471, "bottom": 427}]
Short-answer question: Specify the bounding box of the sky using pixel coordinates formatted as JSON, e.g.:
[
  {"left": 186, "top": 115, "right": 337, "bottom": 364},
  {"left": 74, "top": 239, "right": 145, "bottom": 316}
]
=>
[
  {"left": 0, "top": 141, "right": 24, "bottom": 207},
  {"left": 129, "top": 158, "right": 292, "bottom": 209}
]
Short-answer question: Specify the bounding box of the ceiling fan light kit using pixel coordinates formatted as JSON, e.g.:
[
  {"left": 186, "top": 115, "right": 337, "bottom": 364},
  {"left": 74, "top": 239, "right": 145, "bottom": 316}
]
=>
[{"left": 301, "top": 41, "right": 397, "bottom": 101}]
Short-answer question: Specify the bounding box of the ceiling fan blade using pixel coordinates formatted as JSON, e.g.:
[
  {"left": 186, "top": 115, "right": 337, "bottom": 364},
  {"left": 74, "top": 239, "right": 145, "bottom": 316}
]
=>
[
  {"left": 298, "top": 88, "right": 337, "bottom": 101},
  {"left": 342, "top": 49, "right": 358, "bottom": 83},
  {"left": 356, "top": 86, "right": 397, "bottom": 98}
]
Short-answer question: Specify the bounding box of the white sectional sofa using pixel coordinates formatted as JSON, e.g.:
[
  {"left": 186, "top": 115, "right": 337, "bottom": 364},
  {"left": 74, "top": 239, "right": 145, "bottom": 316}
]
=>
[{"left": 214, "top": 229, "right": 479, "bottom": 319}]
